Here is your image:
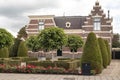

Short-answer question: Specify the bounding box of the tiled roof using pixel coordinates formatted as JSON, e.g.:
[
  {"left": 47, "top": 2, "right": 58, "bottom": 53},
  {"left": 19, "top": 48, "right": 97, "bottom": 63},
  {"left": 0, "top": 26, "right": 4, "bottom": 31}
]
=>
[{"left": 54, "top": 16, "right": 86, "bottom": 29}]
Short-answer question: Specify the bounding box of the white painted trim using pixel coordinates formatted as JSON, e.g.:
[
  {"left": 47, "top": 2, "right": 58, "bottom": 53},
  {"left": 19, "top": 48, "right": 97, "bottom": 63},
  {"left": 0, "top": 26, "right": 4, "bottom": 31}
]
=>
[
  {"left": 86, "top": 17, "right": 90, "bottom": 19},
  {"left": 84, "top": 31, "right": 112, "bottom": 33},
  {"left": 45, "top": 23, "right": 54, "bottom": 25},
  {"left": 106, "top": 20, "right": 112, "bottom": 23},
  {"left": 26, "top": 29, "right": 38, "bottom": 30},
  {"left": 82, "top": 25, "right": 112, "bottom": 27},
  {"left": 28, "top": 24, "right": 38, "bottom": 25}
]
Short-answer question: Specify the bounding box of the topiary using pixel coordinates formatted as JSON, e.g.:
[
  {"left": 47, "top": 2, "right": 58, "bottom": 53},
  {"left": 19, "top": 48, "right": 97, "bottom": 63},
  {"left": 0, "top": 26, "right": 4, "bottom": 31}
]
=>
[
  {"left": 0, "top": 47, "right": 9, "bottom": 58},
  {"left": 10, "top": 38, "right": 22, "bottom": 57},
  {"left": 17, "top": 41, "right": 28, "bottom": 57},
  {"left": 81, "top": 32, "right": 103, "bottom": 74},
  {"left": 104, "top": 40, "right": 111, "bottom": 65},
  {"left": 98, "top": 38, "right": 108, "bottom": 68}
]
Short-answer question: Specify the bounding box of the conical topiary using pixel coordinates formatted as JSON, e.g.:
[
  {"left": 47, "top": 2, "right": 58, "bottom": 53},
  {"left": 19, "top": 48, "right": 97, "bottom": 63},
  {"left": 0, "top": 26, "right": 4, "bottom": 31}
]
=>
[
  {"left": 17, "top": 41, "right": 28, "bottom": 57},
  {"left": 81, "top": 32, "right": 103, "bottom": 74},
  {"left": 98, "top": 38, "right": 108, "bottom": 68},
  {"left": 0, "top": 47, "right": 9, "bottom": 58},
  {"left": 104, "top": 40, "right": 111, "bottom": 65}
]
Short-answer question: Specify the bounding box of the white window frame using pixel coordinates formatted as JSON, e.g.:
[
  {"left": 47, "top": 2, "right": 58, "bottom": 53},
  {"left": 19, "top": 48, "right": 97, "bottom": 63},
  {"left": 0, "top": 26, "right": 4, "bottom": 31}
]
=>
[
  {"left": 66, "top": 22, "right": 71, "bottom": 28},
  {"left": 39, "top": 21, "right": 44, "bottom": 30},
  {"left": 93, "top": 17, "right": 101, "bottom": 31}
]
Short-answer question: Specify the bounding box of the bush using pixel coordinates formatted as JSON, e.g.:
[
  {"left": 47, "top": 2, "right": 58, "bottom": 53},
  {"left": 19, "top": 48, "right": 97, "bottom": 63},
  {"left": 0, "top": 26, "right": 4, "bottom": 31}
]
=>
[
  {"left": 17, "top": 41, "right": 28, "bottom": 57},
  {"left": 81, "top": 32, "right": 103, "bottom": 74},
  {"left": 104, "top": 40, "right": 111, "bottom": 65},
  {"left": 0, "top": 47, "right": 9, "bottom": 58},
  {"left": 58, "top": 58, "right": 71, "bottom": 60},
  {"left": 27, "top": 61, "right": 55, "bottom": 68},
  {"left": 98, "top": 38, "right": 108, "bottom": 68},
  {"left": 9, "top": 38, "right": 22, "bottom": 57},
  {"left": 7, "top": 60, "right": 21, "bottom": 66},
  {"left": 54, "top": 61, "right": 69, "bottom": 70},
  {"left": 21, "top": 57, "right": 38, "bottom": 62},
  {"left": 27, "top": 61, "right": 41, "bottom": 66},
  {"left": 40, "top": 61, "right": 55, "bottom": 68}
]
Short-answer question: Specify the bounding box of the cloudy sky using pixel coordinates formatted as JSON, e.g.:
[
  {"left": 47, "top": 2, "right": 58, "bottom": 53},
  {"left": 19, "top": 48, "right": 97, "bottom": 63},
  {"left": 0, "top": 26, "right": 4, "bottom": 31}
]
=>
[{"left": 0, "top": 0, "right": 120, "bottom": 37}]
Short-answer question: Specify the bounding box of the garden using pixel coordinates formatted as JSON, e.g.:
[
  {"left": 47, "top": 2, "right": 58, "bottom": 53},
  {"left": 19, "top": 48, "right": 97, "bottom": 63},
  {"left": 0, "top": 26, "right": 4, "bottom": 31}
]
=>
[{"left": 0, "top": 27, "right": 112, "bottom": 75}]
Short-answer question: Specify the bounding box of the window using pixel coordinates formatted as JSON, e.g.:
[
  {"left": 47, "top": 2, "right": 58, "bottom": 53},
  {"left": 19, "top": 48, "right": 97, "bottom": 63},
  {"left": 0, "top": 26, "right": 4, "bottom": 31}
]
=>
[
  {"left": 93, "top": 17, "right": 101, "bottom": 30},
  {"left": 39, "top": 21, "right": 44, "bottom": 30},
  {"left": 66, "top": 22, "right": 71, "bottom": 28}
]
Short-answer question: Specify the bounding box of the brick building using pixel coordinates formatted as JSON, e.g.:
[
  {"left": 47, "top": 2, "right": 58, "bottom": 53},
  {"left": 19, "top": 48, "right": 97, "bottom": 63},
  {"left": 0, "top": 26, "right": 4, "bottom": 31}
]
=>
[{"left": 26, "top": 1, "right": 113, "bottom": 58}]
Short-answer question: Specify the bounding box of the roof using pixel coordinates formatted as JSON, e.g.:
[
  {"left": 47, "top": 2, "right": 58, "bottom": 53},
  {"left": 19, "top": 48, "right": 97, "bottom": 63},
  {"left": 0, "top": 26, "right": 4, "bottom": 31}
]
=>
[{"left": 54, "top": 16, "right": 86, "bottom": 29}]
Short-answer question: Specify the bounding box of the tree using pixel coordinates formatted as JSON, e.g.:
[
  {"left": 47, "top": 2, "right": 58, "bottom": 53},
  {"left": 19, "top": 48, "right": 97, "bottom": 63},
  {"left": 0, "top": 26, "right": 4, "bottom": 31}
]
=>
[
  {"left": 0, "top": 28, "right": 13, "bottom": 49},
  {"left": 38, "top": 27, "right": 67, "bottom": 60},
  {"left": 17, "top": 41, "right": 28, "bottom": 57},
  {"left": 9, "top": 38, "right": 22, "bottom": 57},
  {"left": 17, "top": 26, "right": 27, "bottom": 39},
  {"left": 105, "top": 40, "right": 111, "bottom": 65},
  {"left": 81, "top": 32, "right": 103, "bottom": 74},
  {"left": 112, "top": 33, "right": 120, "bottom": 48},
  {"left": 98, "top": 38, "right": 108, "bottom": 68},
  {"left": 26, "top": 36, "right": 41, "bottom": 52},
  {"left": 0, "top": 28, "right": 13, "bottom": 58},
  {"left": 67, "top": 35, "right": 83, "bottom": 59}
]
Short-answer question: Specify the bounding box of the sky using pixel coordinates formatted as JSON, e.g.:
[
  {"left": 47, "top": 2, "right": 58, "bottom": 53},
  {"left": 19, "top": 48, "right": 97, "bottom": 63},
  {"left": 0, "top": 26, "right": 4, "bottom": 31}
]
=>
[{"left": 0, "top": 0, "right": 120, "bottom": 37}]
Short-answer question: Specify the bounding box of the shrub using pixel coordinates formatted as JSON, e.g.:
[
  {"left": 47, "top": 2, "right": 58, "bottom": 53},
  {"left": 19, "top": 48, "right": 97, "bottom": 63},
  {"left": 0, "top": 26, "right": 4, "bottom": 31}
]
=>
[
  {"left": 98, "top": 38, "right": 108, "bottom": 68},
  {"left": 27, "top": 61, "right": 41, "bottom": 66},
  {"left": 54, "top": 61, "right": 69, "bottom": 70},
  {"left": 104, "top": 40, "right": 111, "bottom": 65},
  {"left": 17, "top": 41, "right": 28, "bottom": 57},
  {"left": 81, "top": 32, "right": 103, "bottom": 74},
  {"left": 0, "top": 47, "right": 9, "bottom": 58},
  {"left": 21, "top": 57, "right": 38, "bottom": 62},
  {"left": 9, "top": 38, "right": 22, "bottom": 57},
  {"left": 68, "top": 61, "right": 78, "bottom": 70},
  {"left": 7, "top": 60, "right": 21, "bottom": 66}
]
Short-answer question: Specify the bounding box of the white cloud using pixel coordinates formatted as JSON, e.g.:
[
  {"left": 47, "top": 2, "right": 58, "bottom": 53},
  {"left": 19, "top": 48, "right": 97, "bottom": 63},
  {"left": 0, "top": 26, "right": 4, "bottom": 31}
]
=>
[{"left": 0, "top": 0, "right": 120, "bottom": 36}]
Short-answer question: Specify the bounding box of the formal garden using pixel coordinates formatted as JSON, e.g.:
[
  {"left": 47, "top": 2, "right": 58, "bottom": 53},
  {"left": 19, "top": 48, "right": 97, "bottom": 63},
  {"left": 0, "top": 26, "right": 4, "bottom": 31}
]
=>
[{"left": 0, "top": 27, "right": 111, "bottom": 75}]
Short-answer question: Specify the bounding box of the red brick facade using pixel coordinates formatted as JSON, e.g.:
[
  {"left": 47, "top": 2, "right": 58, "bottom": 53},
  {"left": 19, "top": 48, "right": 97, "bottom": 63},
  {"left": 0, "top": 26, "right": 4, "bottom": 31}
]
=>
[{"left": 26, "top": 1, "right": 113, "bottom": 57}]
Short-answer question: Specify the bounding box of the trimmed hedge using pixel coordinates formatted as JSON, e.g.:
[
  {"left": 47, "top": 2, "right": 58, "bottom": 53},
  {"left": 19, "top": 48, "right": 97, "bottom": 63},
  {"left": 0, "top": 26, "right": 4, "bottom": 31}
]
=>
[
  {"left": 104, "top": 40, "right": 111, "bottom": 65},
  {"left": 11, "top": 57, "right": 38, "bottom": 62},
  {"left": 17, "top": 41, "right": 28, "bottom": 57},
  {"left": 0, "top": 47, "right": 9, "bottom": 58},
  {"left": 81, "top": 32, "right": 103, "bottom": 74},
  {"left": 98, "top": 38, "right": 108, "bottom": 68}
]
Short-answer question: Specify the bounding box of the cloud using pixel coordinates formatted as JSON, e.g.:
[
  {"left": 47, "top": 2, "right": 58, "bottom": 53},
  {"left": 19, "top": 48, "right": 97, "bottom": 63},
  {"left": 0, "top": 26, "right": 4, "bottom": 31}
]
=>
[
  {"left": 0, "top": 0, "right": 120, "bottom": 36},
  {"left": 0, "top": 0, "right": 59, "bottom": 18}
]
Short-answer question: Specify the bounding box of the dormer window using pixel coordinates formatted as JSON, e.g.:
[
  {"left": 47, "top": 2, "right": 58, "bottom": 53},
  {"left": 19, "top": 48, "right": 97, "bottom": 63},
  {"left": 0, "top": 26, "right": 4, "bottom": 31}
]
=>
[
  {"left": 66, "top": 22, "right": 71, "bottom": 28},
  {"left": 93, "top": 17, "right": 101, "bottom": 30},
  {"left": 39, "top": 20, "right": 44, "bottom": 30}
]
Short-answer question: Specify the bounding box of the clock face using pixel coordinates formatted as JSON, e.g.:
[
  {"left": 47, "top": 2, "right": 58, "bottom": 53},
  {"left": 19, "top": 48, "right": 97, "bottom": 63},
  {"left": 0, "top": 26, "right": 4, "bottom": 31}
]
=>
[{"left": 65, "top": 22, "right": 71, "bottom": 28}]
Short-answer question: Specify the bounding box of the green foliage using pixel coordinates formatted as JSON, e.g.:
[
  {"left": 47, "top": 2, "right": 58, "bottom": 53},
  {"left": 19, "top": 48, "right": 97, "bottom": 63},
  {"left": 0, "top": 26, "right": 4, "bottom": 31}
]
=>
[
  {"left": 38, "top": 27, "right": 67, "bottom": 51},
  {"left": 17, "top": 26, "right": 27, "bottom": 39},
  {"left": 67, "top": 35, "right": 83, "bottom": 51},
  {"left": 0, "top": 47, "right": 9, "bottom": 58},
  {"left": 81, "top": 32, "right": 103, "bottom": 74},
  {"left": 17, "top": 41, "right": 28, "bottom": 57},
  {"left": 11, "top": 57, "right": 38, "bottom": 62},
  {"left": 104, "top": 40, "right": 111, "bottom": 65},
  {"left": 112, "top": 34, "right": 120, "bottom": 48},
  {"left": 98, "top": 38, "right": 108, "bottom": 68},
  {"left": 26, "top": 36, "right": 41, "bottom": 52},
  {"left": 9, "top": 38, "right": 22, "bottom": 57},
  {"left": 0, "top": 28, "right": 13, "bottom": 49}
]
